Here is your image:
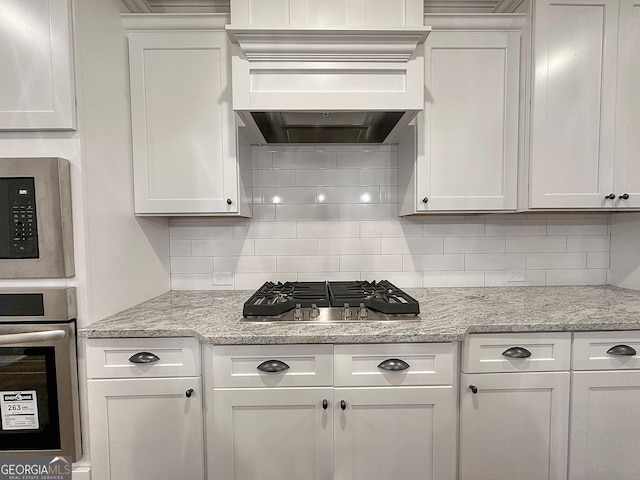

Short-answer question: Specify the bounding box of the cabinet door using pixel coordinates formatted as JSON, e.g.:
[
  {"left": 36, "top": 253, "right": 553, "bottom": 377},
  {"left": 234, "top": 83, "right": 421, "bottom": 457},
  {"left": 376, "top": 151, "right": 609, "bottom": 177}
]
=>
[
  {"left": 209, "top": 387, "right": 333, "bottom": 480},
  {"left": 459, "top": 372, "right": 570, "bottom": 480},
  {"left": 128, "top": 32, "right": 238, "bottom": 214},
  {"left": 613, "top": 0, "right": 640, "bottom": 208},
  {"left": 569, "top": 370, "right": 640, "bottom": 479},
  {"left": 416, "top": 31, "right": 520, "bottom": 211},
  {"left": 87, "top": 377, "right": 204, "bottom": 480},
  {"left": 530, "top": 0, "right": 619, "bottom": 208},
  {"left": 334, "top": 387, "right": 457, "bottom": 480},
  {"left": 0, "top": 0, "right": 75, "bottom": 130}
]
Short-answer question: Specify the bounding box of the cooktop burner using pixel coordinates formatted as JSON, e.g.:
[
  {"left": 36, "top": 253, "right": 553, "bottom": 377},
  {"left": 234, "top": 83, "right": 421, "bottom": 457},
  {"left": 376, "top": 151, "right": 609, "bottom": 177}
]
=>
[{"left": 242, "top": 280, "right": 420, "bottom": 323}]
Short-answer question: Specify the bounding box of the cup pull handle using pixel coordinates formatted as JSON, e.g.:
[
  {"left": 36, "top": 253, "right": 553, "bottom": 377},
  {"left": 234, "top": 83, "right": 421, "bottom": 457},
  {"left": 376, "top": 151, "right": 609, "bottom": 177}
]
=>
[
  {"left": 502, "top": 347, "right": 532, "bottom": 359},
  {"left": 128, "top": 352, "right": 160, "bottom": 364},
  {"left": 257, "top": 359, "right": 290, "bottom": 373},
  {"left": 377, "top": 358, "right": 410, "bottom": 371},
  {"left": 607, "top": 345, "right": 637, "bottom": 356}
]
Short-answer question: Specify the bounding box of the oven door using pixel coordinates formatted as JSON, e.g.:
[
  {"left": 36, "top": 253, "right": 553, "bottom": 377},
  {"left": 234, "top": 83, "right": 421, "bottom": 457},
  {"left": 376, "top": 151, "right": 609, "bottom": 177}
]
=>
[{"left": 0, "top": 321, "right": 80, "bottom": 460}]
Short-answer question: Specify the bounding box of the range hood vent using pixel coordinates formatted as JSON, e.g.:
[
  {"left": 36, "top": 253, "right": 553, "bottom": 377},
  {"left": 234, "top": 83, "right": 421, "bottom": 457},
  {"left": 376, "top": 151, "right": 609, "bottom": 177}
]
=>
[{"left": 227, "top": 0, "right": 430, "bottom": 144}]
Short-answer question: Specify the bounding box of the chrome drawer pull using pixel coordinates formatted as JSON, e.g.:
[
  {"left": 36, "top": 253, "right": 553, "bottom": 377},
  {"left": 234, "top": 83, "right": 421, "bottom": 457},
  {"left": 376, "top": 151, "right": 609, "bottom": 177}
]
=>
[
  {"left": 502, "top": 347, "right": 532, "bottom": 359},
  {"left": 606, "top": 345, "right": 637, "bottom": 356},
  {"left": 128, "top": 352, "right": 160, "bottom": 364},
  {"left": 257, "top": 359, "right": 290, "bottom": 373},
  {"left": 377, "top": 358, "right": 410, "bottom": 371}
]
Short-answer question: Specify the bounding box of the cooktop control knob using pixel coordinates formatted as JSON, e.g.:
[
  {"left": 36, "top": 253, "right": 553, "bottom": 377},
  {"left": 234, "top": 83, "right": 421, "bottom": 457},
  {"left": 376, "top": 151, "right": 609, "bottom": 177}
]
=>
[
  {"left": 357, "top": 303, "right": 368, "bottom": 320},
  {"left": 309, "top": 304, "right": 320, "bottom": 319},
  {"left": 293, "top": 303, "right": 304, "bottom": 321},
  {"left": 342, "top": 303, "right": 352, "bottom": 321}
]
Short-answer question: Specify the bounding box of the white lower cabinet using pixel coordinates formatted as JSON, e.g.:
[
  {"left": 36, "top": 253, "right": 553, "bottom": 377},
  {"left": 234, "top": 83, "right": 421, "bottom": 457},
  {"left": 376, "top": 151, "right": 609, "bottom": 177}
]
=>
[
  {"left": 86, "top": 338, "right": 204, "bottom": 480},
  {"left": 206, "top": 343, "right": 457, "bottom": 480}
]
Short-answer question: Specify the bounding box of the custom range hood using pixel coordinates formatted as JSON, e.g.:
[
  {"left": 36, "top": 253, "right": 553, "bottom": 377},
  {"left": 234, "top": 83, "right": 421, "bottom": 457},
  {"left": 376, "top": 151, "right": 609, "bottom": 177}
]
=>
[{"left": 226, "top": 0, "right": 430, "bottom": 144}]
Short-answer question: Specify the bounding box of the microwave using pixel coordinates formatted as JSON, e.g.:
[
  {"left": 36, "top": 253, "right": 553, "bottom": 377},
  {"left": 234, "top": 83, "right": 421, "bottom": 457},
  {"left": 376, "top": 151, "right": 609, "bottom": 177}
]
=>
[{"left": 0, "top": 158, "right": 74, "bottom": 278}]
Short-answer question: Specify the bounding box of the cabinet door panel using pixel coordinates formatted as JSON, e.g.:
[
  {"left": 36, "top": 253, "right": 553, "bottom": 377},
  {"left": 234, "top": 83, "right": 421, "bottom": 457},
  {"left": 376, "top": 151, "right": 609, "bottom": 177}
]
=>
[
  {"left": 569, "top": 371, "right": 640, "bottom": 479},
  {"left": 88, "top": 377, "right": 204, "bottom": 480},
  {"left": 209, "top": 388, "right": 333, "bottom": 480},
  {"left": 459, "top": 372, "right": 569, "bottom": 480},
  {"left": 334, "top": 387, "right": 456, "bottom": 480},
  {"left": 530, "top": 0, "right": 619, "bottom": 208}
]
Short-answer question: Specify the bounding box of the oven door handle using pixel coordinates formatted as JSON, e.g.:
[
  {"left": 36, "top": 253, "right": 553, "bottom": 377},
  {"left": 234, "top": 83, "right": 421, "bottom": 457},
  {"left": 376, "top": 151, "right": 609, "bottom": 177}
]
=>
[{"left": 0, "top": 329, "right": 67, "bottom": 345}]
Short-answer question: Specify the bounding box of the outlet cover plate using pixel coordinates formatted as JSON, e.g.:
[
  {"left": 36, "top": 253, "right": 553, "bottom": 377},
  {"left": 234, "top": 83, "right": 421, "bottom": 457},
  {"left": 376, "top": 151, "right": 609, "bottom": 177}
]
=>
[
  {"left": 212, "top": 272, "right": 233, "bottom": 286},
  {"left": 506, "top": 269, "right": 526, "bottom": 282}
]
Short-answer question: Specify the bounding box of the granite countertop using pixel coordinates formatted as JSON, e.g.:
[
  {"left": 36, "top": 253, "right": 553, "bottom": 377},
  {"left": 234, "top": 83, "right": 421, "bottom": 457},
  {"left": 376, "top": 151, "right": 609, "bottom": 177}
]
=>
[{"left": 79, "top": 286, "right": 640, "bottom": 344}]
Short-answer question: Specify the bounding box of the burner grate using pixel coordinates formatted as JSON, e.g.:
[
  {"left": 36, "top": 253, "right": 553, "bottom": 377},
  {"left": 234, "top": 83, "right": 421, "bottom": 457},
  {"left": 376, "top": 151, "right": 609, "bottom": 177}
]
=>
[
  {"left": 242, "top": 281, "right": 329, "bottom": 316},
  {"left": 327, "top": 280, "right": 419, "bottom": 315}
]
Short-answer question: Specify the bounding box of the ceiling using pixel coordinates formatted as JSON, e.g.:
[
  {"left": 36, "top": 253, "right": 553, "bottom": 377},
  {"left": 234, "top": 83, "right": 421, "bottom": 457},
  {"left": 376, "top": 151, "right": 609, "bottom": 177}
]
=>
[{"left": 120, "top": 0, "right": 522, "bottom": 14}]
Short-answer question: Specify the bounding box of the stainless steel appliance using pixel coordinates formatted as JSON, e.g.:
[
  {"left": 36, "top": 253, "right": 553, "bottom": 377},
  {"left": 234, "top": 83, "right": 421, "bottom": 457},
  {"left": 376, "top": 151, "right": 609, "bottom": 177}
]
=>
[
  {"left": 242, "top": 280, "right": 421, "bottom": 323},
  {"left": 0, "top": 288, "right": 80, "bottom": 460},
  {"left": 0, "top": 157, "right": 74, "bottom": 279}
]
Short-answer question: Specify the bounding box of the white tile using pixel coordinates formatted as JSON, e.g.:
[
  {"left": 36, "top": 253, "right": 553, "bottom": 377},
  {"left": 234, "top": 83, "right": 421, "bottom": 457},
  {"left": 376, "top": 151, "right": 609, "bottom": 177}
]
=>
[
  {"left": 423, "top": 271, "right": 485, "bottom": 287},
  {"left": 545, "top": 269, "right": 607, "bottom": 285},
  {"left": 465, "top": 254, "right": 526, "bottom": 271},
  {"left": 382, "top": 237, "right": 443, "bottom": 255},
  {"left": 380, "top": 186, "right": 398, "bottom": 204},
  {"left": 214, "top": 256, "right": 277, "bottom": 273},
  {"left": 485, "top": 270, "right": 546, "bottom": 287},
  {"left": 170, "top": 240, "right": 191, "bottom": 256},
  {"left": 259, "top": 144, "right": 316, "bottom": 153},
  {"left": 379, "top": 144, "right": 398, "bottom": 152},
  {"left": 317, "top": 144, "right": 380, "bottom": 152},
  {"left": 255, "top": 238, "right": 318, "bottom": 256},
  {"left": 277, "top": 255, "right": 340, "bottom": 272},
  {"left": 191, "top": 239, "right": 255, "bottom": 257},
  {"left": 587, "top": 252, "right": 610, "bottom": 269},
  {"left": 361, "top": 272, "right": 423, "bottom": 288},
  {"left": 526, "top": 252, "right": 586, "bottom": 269},
  {"left": 506, "top": 236, "right": 567, "bottom": 253},
  {"left": 317, "top": 186, "right": 381, "bottom": 204},
  {"left": 170, "top": 224, "right": 234, "bottom": 239},
  {"left": 234, "top": 222, "right": 297, "bottom": 239},
  {"left": 252, "top": 152, "right": 273, "bottom": 169},
  {"left": 252, "top": 169, "right": 296, "bottom": 187},
  {"left": 273, "top": 151, "right": 337, "bottom": 169},
  {"left": 171, "top": 274, "right": 216, "bottom": 290},
  {"left": 404, "top": 254, "right": 465, "bottom": 271},
  {"left": 485, "top": 220, "right": 547, "bottom": 236},
  {"left": 276, "top": 204, "right": 340, "bottom": 221},
  {"left": 359, "top": 169, "right": 397, "bottom": 186},
  {"left": 296, "top": 169, "right": 359, "bottom": 186},
  {"left": 444, "top": 237, "right": 505, "bottom": 253},
  {"left": 361, "top": 221, "right": 423, "bottom": 238},
  {"left": 319, "top": 238, "right": 381, "bottom": 255},
  {"left": 169, "top": 218, "right": 213, "bottom": 227},
  {"left": 547, "top": 219, "right": 609, "bottom": 235},
  {"left": 234, "top": 272, "right": 299, "bottom": 290},
  {"left": 255, "top": 187, "right": 318, "bottom": 205},
  {"left": 336, "top": 151, "right": 397, "bottom": 168},
  {"left": 297, "top": 221, "right": 360, "bottom": 238},
  {"left": 340, "top": 255, "right": 402, "bottom": 272},
  {"left": 298, "top": 272, "right": 361, "bottom": 282},
  {"left": 251, "top": 205, "right": 276, "bottom": 222},
  {"left": 566, "top": 236, "right": 611, "bottom": 252},
  {"left": 339, "top": 204, "right": 398, "bottom": 220},
  {"left": 423, "top": 222, "right": 485, "bottom": 237},
  {"left": 170, "top": 257, "right": 213, "bottom": 274}
]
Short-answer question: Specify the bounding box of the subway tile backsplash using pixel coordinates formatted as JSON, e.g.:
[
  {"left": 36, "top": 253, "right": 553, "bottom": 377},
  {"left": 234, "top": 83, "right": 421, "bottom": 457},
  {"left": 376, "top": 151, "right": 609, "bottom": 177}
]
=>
[{"left": 169, "top": 145, "right": 611, "bottom": 290}]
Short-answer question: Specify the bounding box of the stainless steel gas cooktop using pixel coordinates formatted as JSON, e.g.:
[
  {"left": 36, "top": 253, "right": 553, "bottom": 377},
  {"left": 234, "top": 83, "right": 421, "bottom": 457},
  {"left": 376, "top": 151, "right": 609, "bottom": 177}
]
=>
[{"left": 241, "top": 280, "right": 421, "bottom": 324}]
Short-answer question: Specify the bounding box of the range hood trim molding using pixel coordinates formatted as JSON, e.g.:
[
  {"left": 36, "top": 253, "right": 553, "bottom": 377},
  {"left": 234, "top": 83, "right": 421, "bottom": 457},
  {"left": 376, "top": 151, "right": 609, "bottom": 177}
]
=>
[{"left": 226, "top": 26, "right": 431, "bottom": 62}]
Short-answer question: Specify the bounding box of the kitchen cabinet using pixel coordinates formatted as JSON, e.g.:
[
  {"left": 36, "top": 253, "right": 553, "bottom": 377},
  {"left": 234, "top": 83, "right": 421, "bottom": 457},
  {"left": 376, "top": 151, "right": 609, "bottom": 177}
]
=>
[
  {"left": 206, "top": 343, "right": 457, "bottom": 480},
  {"left": 399, "top": 16, "right": 522, "bottom": 214},
  {"left": 86, "top": 338, "right": 204, "bottom": 480},
  {"left": 569, "top": 331, "right": 640, "bottom": 479},
  {"left": 459, "top": 333, "right": 571, "bottom": 480},
  {"left": 529, "top": 0, "right": 640, "bottom": 209},
  {"left": 0, "top": 0, "right": 76, "bottom": 130},
  {"left": 125, "top": 16, "right": 251, "bottom": 216}
]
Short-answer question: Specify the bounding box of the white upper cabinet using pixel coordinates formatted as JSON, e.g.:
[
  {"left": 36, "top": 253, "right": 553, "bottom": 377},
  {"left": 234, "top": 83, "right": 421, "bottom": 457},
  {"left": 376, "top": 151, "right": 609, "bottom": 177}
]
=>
[
  {"left": 125, "top": 16, "right": 251, "bottom": 216},
  {"left": 399, "top": 16, "right": 522, "bottom": 214},
  {"left": 0, "top": 0, "right": 76, "bottom": 130},
  {"left": 529, "top": 0, "right": 640, "bottom": 209}
]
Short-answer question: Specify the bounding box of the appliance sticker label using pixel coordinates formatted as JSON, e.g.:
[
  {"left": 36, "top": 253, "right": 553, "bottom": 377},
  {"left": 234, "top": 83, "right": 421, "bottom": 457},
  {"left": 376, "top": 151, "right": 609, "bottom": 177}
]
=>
[{"left": 0, "top": 391, "right": 39, "bottom": 430}]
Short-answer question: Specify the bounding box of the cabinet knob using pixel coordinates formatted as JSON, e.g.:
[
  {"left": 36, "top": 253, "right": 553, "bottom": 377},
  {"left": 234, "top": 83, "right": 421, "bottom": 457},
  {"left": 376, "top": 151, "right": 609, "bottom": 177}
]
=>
[
  {"left": 606, "top": 344, "right": 637, "bottom": 356},
  {"left": 226, "top": 198, "right": 232, "bottom": 205},
  {"left": 128, "top": 352, "right": 160, "bottom": 364},
  {"left": 322, "top": 399, "right": 328, "bottom": 410},
  {"left": 340, "top": 400, "right": 347, "bottom": 410},
  {"left": 422, "top": 197, "right": 429, "bottom": 204},
  {"left": 605, "top": 193, "right": 616, "bottom": 200},
  {"left": 257, "top": 359, "right": 290, "bottom": 373},
  {"left": 619, "top": 193, "right": 630, "bottom": 200},
  {"left": 469, "top": 385, "right": 478, "bottom": 394},
  {"left": 185, "top": 388, "right": 194, "bottom": 398}
]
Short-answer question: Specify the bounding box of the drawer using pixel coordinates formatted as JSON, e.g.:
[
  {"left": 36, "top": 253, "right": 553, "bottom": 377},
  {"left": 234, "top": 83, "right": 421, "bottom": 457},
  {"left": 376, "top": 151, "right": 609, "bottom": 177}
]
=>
[
  {"left": 208, "top": 344, "right": 333, "bottom": 388},
  {"left": 334, "top": 343, "right": 456, "bottom": 386},
  {"left": 86, "top": 337, "right": 200, "bottom": 378},
  {"left": 462, "top": 333, "right": 571, "bottom": 373},
  {"left": 572, "top": 331, "right": 640, "bottom": 370}
]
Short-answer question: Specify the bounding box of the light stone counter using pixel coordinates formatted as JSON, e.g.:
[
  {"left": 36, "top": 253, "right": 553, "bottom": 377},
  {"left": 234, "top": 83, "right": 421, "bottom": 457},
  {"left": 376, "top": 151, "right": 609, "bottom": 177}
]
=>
[{"left": 79, "top": 286, "right": 640, "bottom": 344}]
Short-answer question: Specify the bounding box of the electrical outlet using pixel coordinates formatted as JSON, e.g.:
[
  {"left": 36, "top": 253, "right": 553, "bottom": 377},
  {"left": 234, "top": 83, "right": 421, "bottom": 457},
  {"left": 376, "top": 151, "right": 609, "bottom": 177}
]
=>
[
  {"left": 212, "top": 272, "right": 233, "bottom": 286},
  {"left": 506, "top": 269, "right": 526, "bottom": 282}
]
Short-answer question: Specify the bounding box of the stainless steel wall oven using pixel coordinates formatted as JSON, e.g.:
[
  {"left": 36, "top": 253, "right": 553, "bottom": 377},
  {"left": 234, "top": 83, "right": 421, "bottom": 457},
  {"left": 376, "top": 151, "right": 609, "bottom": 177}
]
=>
[{"left": 0, "top": 288, "right": 80, "bottom": 460}]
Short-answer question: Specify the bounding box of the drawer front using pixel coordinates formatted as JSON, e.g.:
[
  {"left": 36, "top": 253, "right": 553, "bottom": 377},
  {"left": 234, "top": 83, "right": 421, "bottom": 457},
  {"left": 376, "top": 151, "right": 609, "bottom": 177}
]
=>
[
  {"left": 572, "top": 331, "right": 640, "bottom": 370},
  {"left": 208, "top": 344, "right": 334, "bottom": 388},
  {"left": 86, "top": 337, "right": 201, "bottom": 378},
  {"left": 334, "top": 343, "right": 456, "bottom": 386},
  {"left": 463, "top": 333, "right": 571, "bottom": 373}
]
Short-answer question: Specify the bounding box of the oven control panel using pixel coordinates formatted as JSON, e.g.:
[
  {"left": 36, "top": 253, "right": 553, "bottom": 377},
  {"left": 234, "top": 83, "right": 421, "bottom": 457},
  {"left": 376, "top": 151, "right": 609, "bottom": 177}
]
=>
[{"left": 0, "top": 178, "right": 39, "bottom": 259}]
